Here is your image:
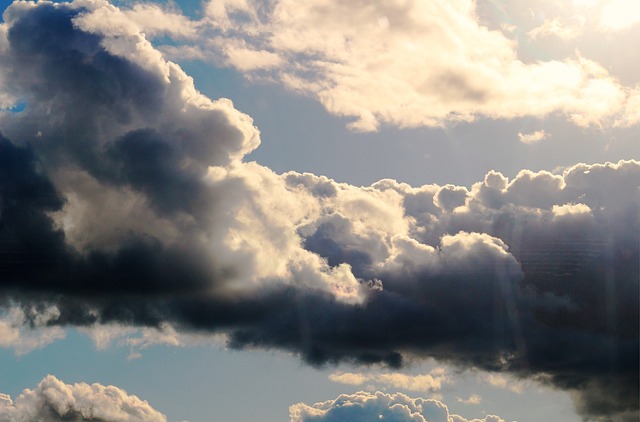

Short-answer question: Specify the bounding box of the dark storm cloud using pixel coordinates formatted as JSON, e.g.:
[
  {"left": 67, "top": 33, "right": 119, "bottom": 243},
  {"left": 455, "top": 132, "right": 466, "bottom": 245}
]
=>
[{"left": 0, "top": 2, "right": 637, "bottom": 421}]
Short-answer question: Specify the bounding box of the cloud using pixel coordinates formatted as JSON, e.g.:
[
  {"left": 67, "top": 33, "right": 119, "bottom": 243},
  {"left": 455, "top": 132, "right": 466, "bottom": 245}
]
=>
[
  {"left": 185, "top": 0, "right": 640, "bottom": 131},
  {"left": 289, "top": 391, "right": 502, "bottom": 422},
  {"left": 329, "top": 368, "right": 447, "bottom": 393},
  {"left": 527, "top": 18, "right": 585, "bottom": 40},
  {"left": 80, "top": 322, "right": 227, "bottom": 359},
  {"left": 0, "top": 1, "right": 637, "bottom": 420},
  {"left": 525, "top": 1, "right": 640, "bottom": 40},
  {"left": 477, "top": 373, "right": 527, "bottom": 394},
  {"left": 0, "top": 305, "right": 66, "bottom": 355},
  {"left": 517, "top": 130, "right": 547, "bottom": 144},
  {"left": 598, "top": 0, "right": 640, "bottom": 31},
  {"left": 0, "top": 375, "right": 166, "bottom": 422},
  {"left": 457, "top": 394, "right": 482, "bottom": 405}
]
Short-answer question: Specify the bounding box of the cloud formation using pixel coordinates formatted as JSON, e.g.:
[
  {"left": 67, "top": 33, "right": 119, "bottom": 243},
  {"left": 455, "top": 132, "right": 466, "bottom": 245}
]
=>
[
  {"left": 158, "top": 0, "right": 640, "bottom": 131},
  {"left": 329, "top": 368, "right": 447, "bottom": 393},
  {"left": 290, "top": 391, "right": 502, "bottom": 422},
  {"left": 0, "top": 1, "right": 637, "bottom": 421},
  {"left": 0, "top": 305, "right": 65, "bottom": 355},
  {"left": 0, "top": 375, "right": 166, "bottom": 422}
]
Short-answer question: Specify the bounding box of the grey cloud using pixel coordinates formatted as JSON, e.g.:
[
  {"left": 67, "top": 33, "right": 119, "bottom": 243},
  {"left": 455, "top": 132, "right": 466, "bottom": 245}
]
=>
[
  {"left": 0, "top": 2, "right": 637, "bottom": 421},
  {"left": 0, "top": 375, "right": 166, "bottom": 422}
]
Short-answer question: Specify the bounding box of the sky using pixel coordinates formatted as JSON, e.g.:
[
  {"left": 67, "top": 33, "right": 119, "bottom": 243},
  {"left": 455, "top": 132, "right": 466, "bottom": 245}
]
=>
[{"left": 0, "top": 0, "right": 638, "bottom": 421}]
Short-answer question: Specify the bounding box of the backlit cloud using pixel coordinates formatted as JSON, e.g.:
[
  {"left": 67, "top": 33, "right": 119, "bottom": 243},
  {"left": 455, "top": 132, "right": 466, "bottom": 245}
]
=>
[
  {"left": 329, "top": 368, "right": 447, "bottom": 393},
  {"left": 188, "top": 0, "right": 640, "bottom": 131},
  {"left": 290, "top": 391, "right": 502, "bottom": 422},
  {"left": 0, "top": 375, "right": 166, "bottom": 422},
  {"left": 517, "top": 130, "right": 547, "bottom": 144}
]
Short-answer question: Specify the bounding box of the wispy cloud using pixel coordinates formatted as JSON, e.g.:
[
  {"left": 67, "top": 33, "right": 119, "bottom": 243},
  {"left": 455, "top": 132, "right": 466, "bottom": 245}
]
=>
[
  {"left": 457, "top": 394, "right": 482, "bottom": 405},
  {"left": 0, "top": 306, "right": 65, "bottom": 355}
]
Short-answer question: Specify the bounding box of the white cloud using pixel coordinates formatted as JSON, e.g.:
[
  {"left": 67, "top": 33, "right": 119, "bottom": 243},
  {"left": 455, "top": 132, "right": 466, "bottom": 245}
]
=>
[
  {"left": 0, "top": 375, "right": 166, "bottom": 422},
  {"left": 122, "top": 3, "right": 199, "bottom": 39},
  {"left": 80, "top": 323, "right": 228, "bottom": 359},
  {"left": 517, "top": 130, "right": 548, "bottom": 144},
  {"left": 529, "top": 0, "right": 640, "bottom": 36},
  {"left": 527, "top": 17, "right": 585, "bottom": 40},
  {"left": 599, "top": 0, "right": 640, "bottom": 30},
  {"left": 9, "top": 0, "right": 637, "bottom": 133},
  {"left": 552, "top": 203, "right": 592, "bottom": 218},
  {"left": 290, "top": 391, "right": 503, "bottom": 422},
  {"left": 457, "top": 394, "right": 482, "bottom": 405},
  {"left": 190, "top": 0, "right": 639, "bottom": 131},
  {"left": 329, "top": 368, "right": 447, "bottom": 393},
  {"left": 479, "top": 373, "right": 527, "bottom": 394},
  {"left": 0, "top": 306, "right": 66, "bottom": 355}
]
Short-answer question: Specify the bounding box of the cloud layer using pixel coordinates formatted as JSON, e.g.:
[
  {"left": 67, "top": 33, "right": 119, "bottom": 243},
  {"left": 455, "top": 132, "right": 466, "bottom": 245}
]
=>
[
  {"left": 0, "top": 1, "right": 637, "bottom": 421},
  {"left": 0, "top": 375, "right": 166, "bottom": 422}
]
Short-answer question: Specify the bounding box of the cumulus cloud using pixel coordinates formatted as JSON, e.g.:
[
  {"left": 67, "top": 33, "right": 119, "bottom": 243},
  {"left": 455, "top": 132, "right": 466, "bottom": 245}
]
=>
[
  {"left": 173, "top": 0, "right": 639, "bottom": 131},
  {"left": 0, "top": 1, "right": 637, "bottom": 421},
  {"left": 0, "top": 375, "right": 166, "bottom": 422},
  {"left": 290, "top": 391, "right": 502, "bottom": 422}
]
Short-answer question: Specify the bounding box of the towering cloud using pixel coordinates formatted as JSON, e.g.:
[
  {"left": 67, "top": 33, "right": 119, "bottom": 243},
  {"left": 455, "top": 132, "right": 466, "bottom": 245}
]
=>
[
  {"left": 0, "top": 1, "right": 637, "bottom": 421},
  {"left": 0, "top": 375, "right": 166, "bottom": 422}
]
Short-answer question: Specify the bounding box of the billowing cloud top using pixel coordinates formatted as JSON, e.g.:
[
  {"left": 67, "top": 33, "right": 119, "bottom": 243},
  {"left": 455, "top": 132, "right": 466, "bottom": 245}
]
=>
[
  {"left": 0, "top": 375, "right": 166, "bottom": 422},
  {"left": 290, "top": 391, "right": 503, "bottom": 422},
  {"left": 0, "top": 1, "right": 637, "bottom": 421},
  {"left": 156, "top": 0, "right": 640, "bottom": 131}
]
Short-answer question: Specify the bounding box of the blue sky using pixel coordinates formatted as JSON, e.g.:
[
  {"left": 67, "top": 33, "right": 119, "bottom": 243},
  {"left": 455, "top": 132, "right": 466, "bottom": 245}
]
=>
[{"left": 0, "top": 1, "right": 638, "bottom": 421}]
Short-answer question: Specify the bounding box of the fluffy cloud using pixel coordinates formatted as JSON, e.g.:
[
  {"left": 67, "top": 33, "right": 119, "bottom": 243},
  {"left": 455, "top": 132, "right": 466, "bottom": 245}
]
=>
[
  {"left": 69, "top": 0, "right": 640, "bottom": 132},
  {"left": 0, "top": 2, "right": 637, "bottom": 421},
  {"left": 290, "top": 391, "right": 502, "bottom": 422},
  {"left": 181, "top": 0, "right": 639, "bottom": 131},
  {"left": 0, "top": 375, "right": 166, "bottom": 422}
]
